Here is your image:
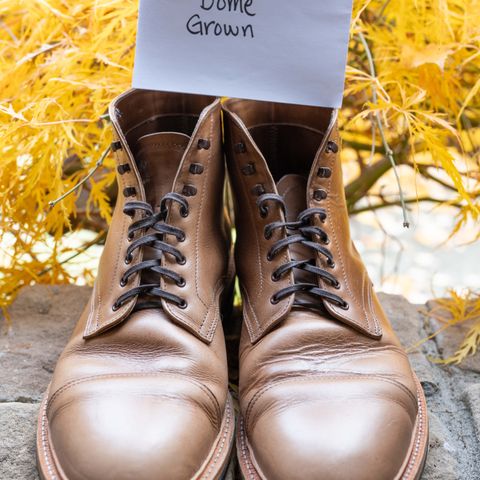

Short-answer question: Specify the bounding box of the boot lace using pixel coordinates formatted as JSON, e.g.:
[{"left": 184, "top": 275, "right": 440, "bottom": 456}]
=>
[
  {"left": 257, "top": 193, "right": 349, "bottom": 311},
  {"left": 112, "top": 192, "right": 189, "bottom": 312}
]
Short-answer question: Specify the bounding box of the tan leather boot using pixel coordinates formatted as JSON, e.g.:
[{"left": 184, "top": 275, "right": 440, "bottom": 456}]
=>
[
  {"left": 223, "top": 99, "right": 428, "bottom": 480},
  {"left": 36, "top": 90, "right": 235, "bottom": 480}
]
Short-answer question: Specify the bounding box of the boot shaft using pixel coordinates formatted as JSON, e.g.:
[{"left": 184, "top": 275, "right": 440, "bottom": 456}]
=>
[
  {"left": 84, "top": 90, "right": 231, "bottom": 342},
  {"left": 223, "top": 99, "right": 387, "bottom": 342}
]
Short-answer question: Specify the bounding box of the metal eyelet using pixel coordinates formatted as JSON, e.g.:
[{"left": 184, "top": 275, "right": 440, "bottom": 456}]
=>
[
  {"left": 333, "top": 281, "right": 341, "bottom": 290},
  {"left": 241, "top": 163, "right": 256, "bottom": 175},
  {"left": 180, "top": 206, "right": 189, "bottom": 218},
  {"left": 313, "top": 189, "right": 328, "bottom": 201},
  {"left": 177, "top": 278, "right": 186, "bottom": 288},
  {"left": 112, "top": 303, "right": 120, "bottom": 312},
  {"left": 317, "top": 167, "right": 332, "bottom": 178},
  {"left": 120, "top": 278, "right": 127, "bottom": 288},
  {"left": 325, "top": 141, "right": 339, "bottom": 154},
  {"left": 264, "top": 228, "right": 272, "bottom": 240},
  {"left": 252, "top": 184, "right": 266, "bottom": 196},
  {"left": 182, "top": 185, "right": 197, "bottom": 197},
  {"left": 117, "top": 164, "right": 131, "bottom": 175},
  {"left": 198, "top": 139, "right": 211, "bottom": 150},
  {"left": 271, "top": 272, "right": 280, "bottom": 282},
  {"left": 111, "top": 141, "right": 122, "bottom": 152},
  {"left": 189, "top": 163, "right": 204, "bottom": 175},
  {"left": 123, "top": 187, "right": 136, "bottom": 198},
  {"left": 177, "top": 256, "right": 187, "bottom": 266},
  {"left": 270, "top": 295, "right": 280, "bottom": 305},
  {"left": 178, "top": 233, "right": 186, "bottom": 243},
  {"left": 234, "top": 142, "right": 246, "bottom": 154},
  {"left": 125, "top": 255, "right": 133, "bottom": 265},
  {"left": 178, "top": 300, "right": 188, "bottom": 309},
  {"left": 328, "top": 260, "right": 335, "bottom": 269},
  {"left": 260, "top": 206, "right": 269, "bottom": 218},
  {"left": 266, "top": 252, "right": 273, "bottom": 262},
  {"left": 340, "top": 301, "right": 350, "bottom": 311}
]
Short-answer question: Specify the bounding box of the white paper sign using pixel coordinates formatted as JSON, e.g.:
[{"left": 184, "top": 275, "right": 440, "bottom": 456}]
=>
[{"left": 133, "top": 0, "right": 353, "bottom": 108}]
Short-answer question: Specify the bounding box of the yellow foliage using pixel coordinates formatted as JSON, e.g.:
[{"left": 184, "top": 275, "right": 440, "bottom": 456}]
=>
[
  {"left": 0, "top": 0, "right": 136, "bottom": 309},
  {"left": 422, "top": 290, "right": 480, "bottom": 364},
  {"left": 0, "top": 0, "right": 479, "bottom": 361},
  {"left": 344, "top": 1, "right": 480, "bottom": 363}
]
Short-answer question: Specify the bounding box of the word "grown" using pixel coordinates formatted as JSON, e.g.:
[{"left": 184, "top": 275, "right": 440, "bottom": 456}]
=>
[{"left": 186, "top": 14, "right": 254, "bottom": 38}]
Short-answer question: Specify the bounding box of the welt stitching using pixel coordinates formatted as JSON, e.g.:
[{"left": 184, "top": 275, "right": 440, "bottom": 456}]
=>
[{"left": 47, "top": 372, "right": 221, "bottom": 419}]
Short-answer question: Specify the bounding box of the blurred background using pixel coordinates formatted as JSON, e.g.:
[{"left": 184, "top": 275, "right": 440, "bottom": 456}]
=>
[{"left": 0, "top": 0, "right": 479, "bottom": 359}]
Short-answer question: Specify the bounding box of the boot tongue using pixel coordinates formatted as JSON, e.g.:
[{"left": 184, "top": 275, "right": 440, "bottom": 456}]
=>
[
  {"left": 135, "top": 132, "right": 190, "bottom": 288},
  {"left": 276, "top": 174, "right": 315, "bottom": 290},
  {"left": 277, "top": 174, "right": 308, "bottom": 222},
  {"left": 136, "top": 132, "right": 190, "bottom": 210}
]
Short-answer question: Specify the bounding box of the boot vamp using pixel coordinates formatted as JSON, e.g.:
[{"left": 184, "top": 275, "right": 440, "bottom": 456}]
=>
[
  {"left": 239, "top": 309, "right": 419, "bottom": 480},
  {"left": 46, "top": 307, "right": 228, "bottom": 480}
]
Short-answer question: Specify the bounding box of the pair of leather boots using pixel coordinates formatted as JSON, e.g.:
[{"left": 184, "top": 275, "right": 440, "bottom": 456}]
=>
[{"left": 37, "top": 90, "right": 428, "bottom": 480}]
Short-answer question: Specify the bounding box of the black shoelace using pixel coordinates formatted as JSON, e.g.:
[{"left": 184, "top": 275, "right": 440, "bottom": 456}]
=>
[
  {"left": 112, "top": 193, "right": 189, "bottom": 312},
  {"left": 257, "top": 193, "right": 349, "bottom": 311}
]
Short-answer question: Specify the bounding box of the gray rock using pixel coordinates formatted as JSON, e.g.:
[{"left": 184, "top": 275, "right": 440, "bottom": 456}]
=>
[
  {"left": 0, "top": 285, "right": 91, "bottom": 403},
  {"left": 379, "top": 293, "right": 439, "bottom": 396},
  {"left": 0, "top": 403, "right": 40, "bottom": 480},
  {"left": 422, "top": 413, "right": 459, "bottom": 480},
  {"left": 463, "top": 384, "right": 480, "bottom": 443}
]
